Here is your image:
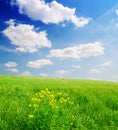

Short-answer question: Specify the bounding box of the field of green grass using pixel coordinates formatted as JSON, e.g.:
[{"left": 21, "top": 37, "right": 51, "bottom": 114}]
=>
[{"left": 0, "top": 75, "right": 118, "bottom": 130}]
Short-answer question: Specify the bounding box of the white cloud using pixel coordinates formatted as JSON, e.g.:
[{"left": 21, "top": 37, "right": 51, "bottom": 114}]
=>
[
  {"left": 55, "top": 70, "right": 69, "bottom": 76},
  {"left": 89, "top": 61, "right": 112, "bottom": 75},
  {"left": 89, "top": 69, "right": 102, "bottom": 74},
  {"left": 99, "top": 61, "right": 112, "bottom": 68},
  {"left": 26, "top": 59, "right": 53, "bottom": 68},
  {"left": 39, "top": 73, "right": 48, "bottom": 77},
  {"left": 4, "top": 62, "right": 17, "bottom": 68},
  {"left": 7, "top": 68, "right": 19, "bottom": 73},
  {"left": 12, "top": 0, "right": 90, "bottom": 27},
  {"left": 20, "top": 71, "right": 31, "bottom": 76},
  {"left": 5, "top": 19, "right": 15, "bottom": 26},
  {"left": 2, "top": 19, "right": 51, "bottom": 53},
  {"left": 47, "top": 42, "right": 104, "bottom": 59},
  {"left": 71, "top": 16, "right": 91, "bottom": 28},
  {"left": 72, "top": 65, "right": 81, "bottom": 69},
  {"left": 61, "top": 23, "right": 66, "bottom": 27},
  {"left": 115, "top": 9, "right": 118, "bottom": 15}
]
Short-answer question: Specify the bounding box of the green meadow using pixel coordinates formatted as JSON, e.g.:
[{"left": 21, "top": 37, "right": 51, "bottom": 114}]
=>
[{"left": 0, "top": 75, "right": 118, "bottom": 130}]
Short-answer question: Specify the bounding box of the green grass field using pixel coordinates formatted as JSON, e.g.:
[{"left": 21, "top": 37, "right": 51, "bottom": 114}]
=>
[{"left": 0, "top": 75, "right": 118, "bottom": 130}]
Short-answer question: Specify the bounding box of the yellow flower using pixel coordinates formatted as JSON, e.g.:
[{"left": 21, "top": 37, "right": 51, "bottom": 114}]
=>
[
  {"left": 54, "top": 106, "right": 58, "bottom": 109},
  {"left": 28, "top": 114, "right": 33, "bottom": 118},
  {"left": 28, "top": 104, "right": 32, "bottom": 107},
  {"left": 64, "top": 93, "right": 68, "bottom": 96},
  {"left": 40, "top": 90, "right": 45, "bottom": 95},
  {"left": 35, "top": 93, "right": 38, "bottom": 96},
  {"left": 50, "top": 94, "right": 55, "bottom": 98},
  {"left": 45, "top": 88, "right": 49, "bottom": 91},
  {"left": 37, "top": 98, "right": 41, "bottom": 102},
  {"left": 49, "top": 100, "right": 55, "bottom": 106},
  {"left": 33, "top": 104, "right": 38, "bottom": 108},
  {"left": 40, "top": 94, "right": 44, "bottom": 98},
  {"left": 59, "top": 97, "right": 64, "bottom": 103},
  {"left": 69, "top": 101, "right": 74, "bottom": 105},
  {"left": 57, "top": 92, "right": 62, "bottom": 95},
  {"left": 31, "top": 97, "right": 38, "bottom": 101}
]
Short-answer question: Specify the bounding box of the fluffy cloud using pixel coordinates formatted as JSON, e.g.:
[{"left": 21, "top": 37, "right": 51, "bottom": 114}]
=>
[
  {"left": 89, "top": 69, "right": 102, "bottom": 74},
  {"left": 4, "top": 62, "right": 17, "bottom": 68},
  {"left": 115, "top": 9, "right": 118, "bottom": 15},
  {"left": 89, "top": 61, "right": 112, "bottom": 75},
  {"left": 12, "top": 0, "right": 90, "bottom": 27},
  {"left": 39, "top": 73, "right": 48, "bottom": 77},
  {"left": 20, "top": 71, "right": 31, "bottom": 76},
  {"left": 2, "top": 19, "right": 51, "bottom": 53},
  {"left": 7, "top": 68, "right": 19, "bottom": 73},
  {"left": 72, "top": 65, "right": 81, "bottom": 69},
  {"left": 47, "top": 42, "right": 104, "bottom": 59},
  {"left": 55, "top": 70, "right": 69, "bottom": 76},
  {"left": 99, "top": 61, "right": 112, "bottom": 68},
  {"left": 26, "top": 59, "right": 53, "bottom": 68}
]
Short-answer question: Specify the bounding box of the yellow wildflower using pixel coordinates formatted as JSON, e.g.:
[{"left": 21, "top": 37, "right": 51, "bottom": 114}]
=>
[
  {"left": 31, "top": 97, "right": 38, "bottom": 101},
  {"left": 35, "top": 93, "right": 38, "bottom": 96},
  {"left": 37, "top": 98, "right": 41, "bottom": 102},
  {"left": 33, "top": 104, "right": 38, "bottom": 108},
  {"left": 45, "top": 88, "right": 49, "bottom": 91},
  {"left": 28, "top": 104, "right": 32, "bottom": 107},
  {"left": 50, "top": 94, "right": 55, "bottom": 98},
  {"left": 69, "top": 101, "right": 74, "bottom": 105},
  {"left": 57, "top": 92, "right": 62, "bottom": 95},
  {"left": 40, "top": 94, "right": 44, "bottom": 98},
  {"left": 28, "top": 114, "right": 33, "bottom": 118}
]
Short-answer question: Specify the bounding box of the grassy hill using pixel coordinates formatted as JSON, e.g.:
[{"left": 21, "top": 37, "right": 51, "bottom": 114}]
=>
[{"left": 0, "top": 75, "right": 118, "bottom": 130}]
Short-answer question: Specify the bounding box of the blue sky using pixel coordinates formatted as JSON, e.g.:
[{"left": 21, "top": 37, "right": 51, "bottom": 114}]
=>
[{"left": 0, "top": 0, "right": 118, "bottom": 81}]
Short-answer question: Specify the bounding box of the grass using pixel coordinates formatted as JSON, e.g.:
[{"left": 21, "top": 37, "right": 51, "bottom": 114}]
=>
[{"left": 0, "top": 75, "right": 118, "bottom": 130}]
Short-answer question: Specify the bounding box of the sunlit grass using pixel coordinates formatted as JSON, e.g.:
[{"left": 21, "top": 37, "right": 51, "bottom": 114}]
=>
[{"left": 0, "top": 75, "right": 118, "bottom": 130}]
